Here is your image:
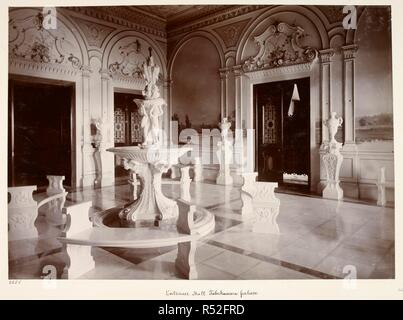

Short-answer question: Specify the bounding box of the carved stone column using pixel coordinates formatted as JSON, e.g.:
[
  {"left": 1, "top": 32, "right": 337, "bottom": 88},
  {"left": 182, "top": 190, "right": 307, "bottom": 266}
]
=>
[
  {"left": 163, "top": 79, "right": 172, "bottom": 145},
  {"left": 233, "top": 66, "right": 245, "bottom": 175},
  {"left": 341, "top": 44, "right": 358, "bottom": 148},
  {"left": 99, "top": 69, "right": 114, "bottom": 187},
  {"left": 321, "top": 112, "right": 344, "bottom": 200},
  {"left": 233, "top": 66, "right": 243, "bottom": 135},
  {"left": 81, "top": 66, "right": 94, "bottom": 187},
  {"left": 165, "top": 79, "right": 173, "bottom": 145},
  {"left": 219, "top": 69, "right": 227, "bottom": 119},
  {"left": 220, "top": 68, "right": 232, "bottom": 118},
  {"left": 319, "top": 49, "right": 335, "bottom": 144},
  {"left": 322, "top": 143, "right": 344, "bottom": 200}
]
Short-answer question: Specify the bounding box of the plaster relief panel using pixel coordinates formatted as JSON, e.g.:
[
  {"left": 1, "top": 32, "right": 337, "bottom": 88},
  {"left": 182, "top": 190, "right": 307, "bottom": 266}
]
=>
[
  {"left": 213, "top": 18, "right": 251, "bottom": 48},
  {"left": 107, "top": 37, "right": 164, "bottom": 85},
  {"left": 73, "top": 17, "right": 115, "bottom": 48},
  {"left": 242, "top": 22, "right": 317, "bottom": 72},
  {"left": 9, "top": 8, "right": 84, "bottom": 69}
]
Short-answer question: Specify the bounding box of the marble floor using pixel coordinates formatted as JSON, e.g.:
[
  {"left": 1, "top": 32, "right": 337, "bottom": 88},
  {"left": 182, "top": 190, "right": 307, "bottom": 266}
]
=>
[{"left": 8, "top": 181, "right": 395, "bottom": 280}]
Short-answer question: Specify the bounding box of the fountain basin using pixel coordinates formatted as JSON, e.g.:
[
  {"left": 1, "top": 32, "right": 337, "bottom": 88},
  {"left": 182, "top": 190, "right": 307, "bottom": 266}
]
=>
[{"left": 107, "top": 145, "right": 191, "bottom": 224}]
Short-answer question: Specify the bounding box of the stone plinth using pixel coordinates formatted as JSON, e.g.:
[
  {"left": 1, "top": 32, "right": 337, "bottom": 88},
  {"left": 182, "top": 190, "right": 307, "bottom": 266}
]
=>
[
  {"left": 46, "top": 175, "right": 65, "bottom": 196},
  {"left": 8, "top": 185, "right": 38, "bottom": 240},
  {"left": 321, "top": 141, "right": 344, "bottom": 200},
  {"left": 252, "top": 182, "right": 280, "bottom": 234}
]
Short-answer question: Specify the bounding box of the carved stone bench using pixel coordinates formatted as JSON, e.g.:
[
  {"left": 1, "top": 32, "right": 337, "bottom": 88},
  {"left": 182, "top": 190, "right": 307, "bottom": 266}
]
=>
[
  {"left": 8, "top": 176, "right": 69, "bottom": 240},
  {"left": 58, "top": 199, "right": 215, "bottom": 280},
  {"left": 171, "top": 156, "right": 203, "bottom": 182},
  {"left": 239, "top": 172, "right": 281, "bottom": 234}
]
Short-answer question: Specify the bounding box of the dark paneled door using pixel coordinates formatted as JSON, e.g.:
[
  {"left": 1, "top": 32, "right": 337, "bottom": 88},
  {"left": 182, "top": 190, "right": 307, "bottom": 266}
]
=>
[
  {"left": 114, "top": 92, "right": 143, "bottom": 177},
  {"left": 8, "top": 79, "right": 73, "bottom": 187},
  {"left": 255, "top": 84, "right": 284, "bottom": 183},
  {"left": 254, "top": 78, "right": 310, "bottom": 188}
]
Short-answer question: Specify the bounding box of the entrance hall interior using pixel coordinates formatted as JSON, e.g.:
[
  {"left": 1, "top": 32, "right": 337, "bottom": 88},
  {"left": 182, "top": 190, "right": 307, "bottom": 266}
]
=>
[{"left": 7, "top": 5, "right": 394, "bottom": 280}]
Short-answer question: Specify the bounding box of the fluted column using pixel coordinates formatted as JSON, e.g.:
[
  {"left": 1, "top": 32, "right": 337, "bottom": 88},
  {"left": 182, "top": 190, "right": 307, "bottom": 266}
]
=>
[
  {"left": 99, "top": 69, "right": 114, "bottom": 186},
  {"left": 319, "top": 49, "right": 335, "bottom": 144},
  {"left": 342, "top": 44, "right": 358, "bottom": 148},
  {"left": 164, "top": 79, "right": 173, "bottom": 145},
  {"left": 81, "top": 66, "right": 93, "bottom": 187},
  {"left": 219, "top": 69, "right": 227, "bottom": 119},
  {"left": 233, "top": 66, "right": 245, "bottom": 172}
]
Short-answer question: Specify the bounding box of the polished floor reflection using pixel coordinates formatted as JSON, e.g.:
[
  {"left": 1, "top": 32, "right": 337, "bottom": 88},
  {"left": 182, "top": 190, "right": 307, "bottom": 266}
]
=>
[{"left": 9, "top": 182, "right": 394, "bottom": 280}]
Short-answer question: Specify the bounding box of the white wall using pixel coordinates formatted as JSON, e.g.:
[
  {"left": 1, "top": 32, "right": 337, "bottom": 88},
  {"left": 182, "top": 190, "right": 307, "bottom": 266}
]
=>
[{"left": 9, "top": 7, "right": 167, "bottom": 188}]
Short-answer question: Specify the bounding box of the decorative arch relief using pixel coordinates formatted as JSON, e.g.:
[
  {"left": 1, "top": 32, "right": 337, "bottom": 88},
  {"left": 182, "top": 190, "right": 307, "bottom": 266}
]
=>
[
  {"left": 9, "top": 11, "right": 84, "bottom": 70},
  {"left": 242, "top": 22, "right": 317, "bottom": 72},
  {"left": 107, "top": 37, "right": 163, "bottom": 86}
]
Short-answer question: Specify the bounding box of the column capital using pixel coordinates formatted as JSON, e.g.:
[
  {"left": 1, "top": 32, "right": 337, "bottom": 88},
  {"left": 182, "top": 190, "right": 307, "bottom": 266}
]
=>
[
  {"left": 232, "top": 65, "right": 244, "bottom": 77},
  {"left": 318, "top": 49, "right": 335, "bottom": 64},
  {"left": 219, "top": 67, "right": 231, "bottom": 77},
  {"left": 341, "top": 44, "right": 358, "bottom": 60},
  {"left": 99, "top": 68, "right": 111, "bottom": 80},
  {"left": 81, "top": 65, "right": 92, "bottom": 78}
]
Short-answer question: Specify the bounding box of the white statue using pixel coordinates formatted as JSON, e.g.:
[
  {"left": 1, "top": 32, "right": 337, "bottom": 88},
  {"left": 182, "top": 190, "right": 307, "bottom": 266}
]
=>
[
  {"left": 324, "top": 111, "right": 343, "bottom": 143},
  {"left": 219, "top": 117, "right": 231, "bottom": 142},
  {"left": 150, "top": 103, "right": 163, "bottom": 145},
  {"left": 91, "top": 118, "right": 102, "bottom": 149},
  {"left": 216, "top": 118, "right": 233, "bottom": 185},
  {"left": 139, "top": 104, "right": 151, "bottom": 145},
  {"left": 142, "top": 56, "right": 160, "bottom": 100},
  {"left": 135, "top": 54, "right": 165, "bottom": 147}
]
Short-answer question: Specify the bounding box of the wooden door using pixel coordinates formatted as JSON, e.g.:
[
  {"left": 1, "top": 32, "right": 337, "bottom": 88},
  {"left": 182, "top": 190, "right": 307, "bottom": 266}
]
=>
[
  {"left": 8, "top": 79, "right": 73, "bottom": 187},
  {"left": 255, "top": 84, "right": 284, "bottom": 183}
]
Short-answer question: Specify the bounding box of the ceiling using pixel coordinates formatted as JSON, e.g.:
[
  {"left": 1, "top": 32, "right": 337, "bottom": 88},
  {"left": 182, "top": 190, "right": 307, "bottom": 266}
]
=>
[{"left": 131, "top": 5, "right": 238, "bottom": 29}]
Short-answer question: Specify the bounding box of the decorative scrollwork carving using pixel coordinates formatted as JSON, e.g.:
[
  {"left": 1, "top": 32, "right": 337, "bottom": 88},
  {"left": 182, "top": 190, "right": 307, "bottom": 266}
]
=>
[
  {"left": 242, "top": 22, "right": 317, "bottom": 72},
  {"left": 9, "top": 12, "right": 83, "bottom": 69},
  {"left": 108, "top": 41, "right": 147, "bottom": 79}
]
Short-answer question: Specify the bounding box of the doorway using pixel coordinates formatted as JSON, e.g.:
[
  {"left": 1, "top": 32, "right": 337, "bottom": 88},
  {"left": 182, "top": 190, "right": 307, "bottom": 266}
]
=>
[
  {"left": 8, "top": 78, "right": 74, "bottom": 188},
  {"left": 113, "top": 91, "right": 143, "bottom": 178},
  {"left": 254, "top": 77, "right": 310, "bottom": 190}
]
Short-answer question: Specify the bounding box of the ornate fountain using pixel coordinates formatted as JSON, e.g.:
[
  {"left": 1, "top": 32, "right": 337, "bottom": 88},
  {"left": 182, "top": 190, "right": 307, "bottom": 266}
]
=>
[{"left": 107, "top": 55, "right": 190, "bottom": 225}]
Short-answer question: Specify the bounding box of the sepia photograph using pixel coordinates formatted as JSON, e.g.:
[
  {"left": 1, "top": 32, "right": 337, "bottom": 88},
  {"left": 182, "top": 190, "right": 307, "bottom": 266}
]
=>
[{"left": 1, "top": 0, "right": 402, "bottom": 300}]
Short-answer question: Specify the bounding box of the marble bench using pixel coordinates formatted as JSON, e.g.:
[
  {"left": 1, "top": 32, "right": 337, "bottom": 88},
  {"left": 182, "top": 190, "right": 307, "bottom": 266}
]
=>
[
  {"left": 239, "top": 172, "right": 281, "bottom": 234},
  {"left": 8, "top": 182, "right": 68, "bottom": 241},
  {"left": 58, "top": 199, "right": 215, "bottom": 280},
  {"left": 171, "top": 157, "right": 203, "bottom": 182}
]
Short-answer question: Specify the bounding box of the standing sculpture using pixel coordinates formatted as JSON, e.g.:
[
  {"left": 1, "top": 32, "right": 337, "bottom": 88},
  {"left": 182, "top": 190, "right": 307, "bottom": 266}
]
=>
[
  {"left": 135, "top": 55, "right": 165, "bottom": 147},
  {"left": 216, "top": 118, "right": 233, "bottom": 185},
  {"left": 321, "top": 112, "right": 344, "bottom": 200},
  {"left": 91, "top": 118, "right": 103, "bottom": 187},
  {"left": 107, "top": 54, "right": 191, "bottom": 224}
]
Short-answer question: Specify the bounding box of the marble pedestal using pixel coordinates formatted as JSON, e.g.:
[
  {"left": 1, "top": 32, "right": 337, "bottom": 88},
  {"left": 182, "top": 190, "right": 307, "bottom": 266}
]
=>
[
  {"left": 321, "top": 141, "right": 344, "bottom": 200},
  {"left": 216, "top": 142, "right": 233, "bottom": 186},
  {"left": 46, "top": 175, "right": 65, "bottom": 196},
  {"left": 251, "top": 182, "right": 280, "bottom": 234},
  {"left": 240, "top": 172, "right": 258, "bottom": 219},
  {"left": 8, "top": 186, "right": 38, "bottom": 241}
]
